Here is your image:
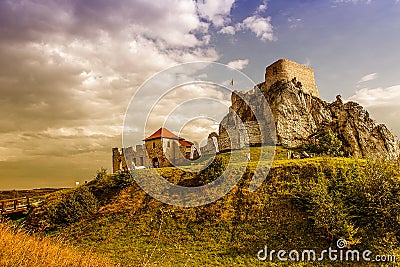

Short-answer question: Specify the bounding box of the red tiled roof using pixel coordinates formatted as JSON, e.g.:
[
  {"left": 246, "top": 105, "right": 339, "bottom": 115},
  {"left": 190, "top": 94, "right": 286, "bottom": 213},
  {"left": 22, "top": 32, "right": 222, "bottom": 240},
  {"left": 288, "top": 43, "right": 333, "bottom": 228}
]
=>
[
  {"left": 144, "top": 128, "right": 181, "bottom": 141},
  {"left": 179, "top": 139, "right": 193, "bottom": 147}
]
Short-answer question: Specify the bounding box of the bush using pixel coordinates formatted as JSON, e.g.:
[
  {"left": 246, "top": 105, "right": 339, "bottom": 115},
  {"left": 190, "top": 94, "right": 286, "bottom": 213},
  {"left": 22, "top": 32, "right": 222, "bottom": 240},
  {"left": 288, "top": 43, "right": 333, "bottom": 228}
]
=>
[
  {"left": 196, "top": 156, "right": 227, "bottom": 185},
  {"left": 290, "top": 160, "right": 400, "bottom": 249},
  {"left": 95, "top": 170, "right": 134, "bottom": 189},
  {"left": 48, "top": 186, "right": 99, "bottom": 225}
]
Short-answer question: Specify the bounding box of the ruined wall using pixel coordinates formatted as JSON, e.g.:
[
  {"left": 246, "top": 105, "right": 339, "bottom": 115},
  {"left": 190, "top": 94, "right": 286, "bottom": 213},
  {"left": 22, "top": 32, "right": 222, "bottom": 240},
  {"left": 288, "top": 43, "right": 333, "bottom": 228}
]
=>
[
  {"left": 112, "top": 145, "right": 152, "bottom": 173},
  {"left": 200, "top": 132, "right": 220, "bottom": 155},
  {"left": 124, "top": 145, "right": 151, "bottom": 168},
  {"left": 112, "top": 148, "right": 128, "bottom": 173},
  {"left": 113, "top": 137, "right": 199, "bottom": 172},
  {"left": 264, "top": 58, "right": 319, "bottom": 97}
]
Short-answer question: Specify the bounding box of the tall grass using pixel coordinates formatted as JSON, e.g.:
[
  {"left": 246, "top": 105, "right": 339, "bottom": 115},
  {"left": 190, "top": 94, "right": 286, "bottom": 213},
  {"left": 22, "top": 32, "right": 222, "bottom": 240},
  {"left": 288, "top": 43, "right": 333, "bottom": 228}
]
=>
[{"left": 0, "top": 221, "right": 114, "bottom": 267}]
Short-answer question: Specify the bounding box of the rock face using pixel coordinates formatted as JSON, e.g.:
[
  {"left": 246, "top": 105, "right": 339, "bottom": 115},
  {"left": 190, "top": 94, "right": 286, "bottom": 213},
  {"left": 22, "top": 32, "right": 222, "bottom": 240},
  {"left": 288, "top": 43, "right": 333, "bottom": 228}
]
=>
[{"left": 215, "top": 80, "right": 400, "bottom": 159}]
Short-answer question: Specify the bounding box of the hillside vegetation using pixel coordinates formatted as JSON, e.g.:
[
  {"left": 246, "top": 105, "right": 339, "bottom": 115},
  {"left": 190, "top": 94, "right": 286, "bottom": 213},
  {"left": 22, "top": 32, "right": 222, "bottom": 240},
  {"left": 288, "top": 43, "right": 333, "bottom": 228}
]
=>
[{"left": 25, "top": 147, "right": 400, "bottom": 266}]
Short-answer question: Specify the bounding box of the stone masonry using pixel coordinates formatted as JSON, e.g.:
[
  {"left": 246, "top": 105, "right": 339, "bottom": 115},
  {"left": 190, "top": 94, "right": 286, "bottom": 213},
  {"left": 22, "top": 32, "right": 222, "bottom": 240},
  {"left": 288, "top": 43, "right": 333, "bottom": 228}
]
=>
[
  {"left": 113, "top": 128, "right": 199, "bottom": 173},
  {"left": 264, "top": 58, "right": 319, "bottom": 97}
]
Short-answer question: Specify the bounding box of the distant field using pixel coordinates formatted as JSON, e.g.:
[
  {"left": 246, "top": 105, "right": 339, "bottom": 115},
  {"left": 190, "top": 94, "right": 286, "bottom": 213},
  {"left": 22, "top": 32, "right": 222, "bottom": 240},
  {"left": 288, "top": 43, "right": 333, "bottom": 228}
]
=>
[{"left": 0, "top": 188, "right": 65, "bottom": 201}]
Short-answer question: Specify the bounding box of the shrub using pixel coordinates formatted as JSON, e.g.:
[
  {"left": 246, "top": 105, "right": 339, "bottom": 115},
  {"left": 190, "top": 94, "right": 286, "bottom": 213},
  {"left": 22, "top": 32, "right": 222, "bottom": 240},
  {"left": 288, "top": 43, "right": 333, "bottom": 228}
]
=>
[
  {"left": 306, "top": 129, "right": 344, "bottom": 156},
  {"left": 290, "top": 160, "right": 400, "bottom": 249},
  {"left": 48, "top": 186, "right": 99, "bottom": 225},
  {"left": 195, "top": 156, "right": 227, "bottom": 185}
]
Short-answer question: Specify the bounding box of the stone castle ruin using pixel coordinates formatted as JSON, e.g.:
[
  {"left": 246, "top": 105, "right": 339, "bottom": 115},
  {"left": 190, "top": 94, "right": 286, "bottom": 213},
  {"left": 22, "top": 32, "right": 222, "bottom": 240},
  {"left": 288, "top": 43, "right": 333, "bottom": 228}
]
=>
[
  {"left": 114, "top": 58, "right": 400, "bottom": 169},
  {"left": 113, "top": 128, "right": 200, "bottom": 172},
  {"left": 264, "top": 58, "right": 319, "bottom": 97},
  {"left": 202, "top": 58, "right": 320, "bottom": 154},
  {"left": 202, "top": 58, "right": 400, "bottom": 159}
]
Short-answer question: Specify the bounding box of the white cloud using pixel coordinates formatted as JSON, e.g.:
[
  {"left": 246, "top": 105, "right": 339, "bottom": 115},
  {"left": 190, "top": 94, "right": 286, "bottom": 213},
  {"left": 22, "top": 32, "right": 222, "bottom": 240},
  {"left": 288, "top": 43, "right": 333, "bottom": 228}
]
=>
[
  {"left": 227, "top": 59, "right": 249, "bottom": 70},
  {"left": 129, "top": 0, "right": 208, "bottom": 48},
  {"left": 357, "top": 73, "right": 378, "bottom": 83},
  {"left": 237, "top": 15, "right": 275, "bottom": 42},
  {"left": 348, "top": 85, "right": 400, "bottom": 107},
  {"left": 218, "top": 25, "right": 236, "bottom": 35},
  {"left": 197, "top": 0, "right": 235, "bottom": 27}
]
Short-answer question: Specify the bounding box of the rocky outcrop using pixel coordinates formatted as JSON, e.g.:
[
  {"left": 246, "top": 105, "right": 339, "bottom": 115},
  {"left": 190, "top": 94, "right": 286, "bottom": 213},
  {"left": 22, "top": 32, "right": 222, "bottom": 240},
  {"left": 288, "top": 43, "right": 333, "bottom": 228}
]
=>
[{"left": 216, "top": 80, "right": 400, "bottom": 159}]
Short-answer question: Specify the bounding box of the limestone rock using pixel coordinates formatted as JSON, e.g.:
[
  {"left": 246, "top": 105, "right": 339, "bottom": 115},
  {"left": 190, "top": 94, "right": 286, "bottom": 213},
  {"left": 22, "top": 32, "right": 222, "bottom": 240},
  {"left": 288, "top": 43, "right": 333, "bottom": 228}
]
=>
[{"left": 217, "top": 80, "right": 400, "bottom": 160}]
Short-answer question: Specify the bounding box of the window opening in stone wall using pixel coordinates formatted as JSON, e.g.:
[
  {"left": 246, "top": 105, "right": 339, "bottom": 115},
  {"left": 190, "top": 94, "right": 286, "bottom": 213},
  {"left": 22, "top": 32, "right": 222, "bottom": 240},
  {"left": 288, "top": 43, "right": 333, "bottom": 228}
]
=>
[{"left": 152, "top": 142, "right": 155, "bottom": 149}]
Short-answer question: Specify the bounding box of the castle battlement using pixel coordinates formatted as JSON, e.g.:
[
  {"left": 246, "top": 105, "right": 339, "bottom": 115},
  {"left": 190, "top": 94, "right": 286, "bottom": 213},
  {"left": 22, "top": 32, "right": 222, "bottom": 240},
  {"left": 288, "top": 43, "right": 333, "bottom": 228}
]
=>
[{"left": 264, "top": 58, "right": 319, "bottom": 97}]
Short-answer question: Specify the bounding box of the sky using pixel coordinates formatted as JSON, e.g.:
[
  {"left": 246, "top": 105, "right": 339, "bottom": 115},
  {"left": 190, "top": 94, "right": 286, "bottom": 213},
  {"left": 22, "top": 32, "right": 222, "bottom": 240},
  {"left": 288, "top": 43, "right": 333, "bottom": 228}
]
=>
[{"left": 0, "top": 0, "right": 400, "bottom": 189}]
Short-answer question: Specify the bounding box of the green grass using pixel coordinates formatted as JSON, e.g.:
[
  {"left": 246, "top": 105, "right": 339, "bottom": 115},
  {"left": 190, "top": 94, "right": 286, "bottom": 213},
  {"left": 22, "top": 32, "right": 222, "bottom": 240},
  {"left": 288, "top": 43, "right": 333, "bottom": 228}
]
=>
[{"left": 25, "top": 147, "right": 400, "bottom": 266}]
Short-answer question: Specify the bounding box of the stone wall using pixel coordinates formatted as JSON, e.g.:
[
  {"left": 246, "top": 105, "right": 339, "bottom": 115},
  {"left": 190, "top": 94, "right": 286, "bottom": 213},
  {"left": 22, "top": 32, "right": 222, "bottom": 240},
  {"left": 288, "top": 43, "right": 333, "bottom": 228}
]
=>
[
  {"left": 125, "top": 145, "right": 151, "bottom": 168},
  {"left": 112, "top": 148, "right": 128, "bottom": 173},
  {"left": 200, "top": 132, "right": 220, "bottom": 155},
  {"left": 264, "top": 58, "right": 319, "bottom": 97},
  {"left": 113, "top": 137, "right": 200, "bottom": 172},
  {"left": 112, "top": 145, "right": 151, "bottom": 173}
]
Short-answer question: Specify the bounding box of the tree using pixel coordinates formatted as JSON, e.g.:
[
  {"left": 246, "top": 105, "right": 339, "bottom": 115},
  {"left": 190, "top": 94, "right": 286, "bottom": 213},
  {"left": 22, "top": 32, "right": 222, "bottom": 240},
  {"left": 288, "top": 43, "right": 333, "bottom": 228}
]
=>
[{"left": 307, "top": 130, "right": 344, "bottom": 156}]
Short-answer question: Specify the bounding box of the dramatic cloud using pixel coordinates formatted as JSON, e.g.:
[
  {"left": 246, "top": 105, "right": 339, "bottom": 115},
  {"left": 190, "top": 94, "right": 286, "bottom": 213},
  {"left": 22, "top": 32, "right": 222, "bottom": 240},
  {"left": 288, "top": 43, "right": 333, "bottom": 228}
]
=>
[
  {"left": 1, "top": 0, "right": 399, "bottom": 189},
  {"left": 237, "top": 15, "right": 275, "bottom": 41},
  {"left": 227, "top": 59, "right": 250, "bottom": 70},
  {"left": 0, "top": 0, "right": 220, "bottom": 188},
  {"left": 357, "top": 73, "right": 378, "bottom": 83}
]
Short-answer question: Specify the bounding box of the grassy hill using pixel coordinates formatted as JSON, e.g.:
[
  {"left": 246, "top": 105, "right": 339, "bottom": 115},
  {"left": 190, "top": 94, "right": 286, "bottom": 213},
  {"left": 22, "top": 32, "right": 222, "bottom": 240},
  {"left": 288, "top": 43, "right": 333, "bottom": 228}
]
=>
[{"left": 24, "top": 147, "right": 400, "bottom": 266}]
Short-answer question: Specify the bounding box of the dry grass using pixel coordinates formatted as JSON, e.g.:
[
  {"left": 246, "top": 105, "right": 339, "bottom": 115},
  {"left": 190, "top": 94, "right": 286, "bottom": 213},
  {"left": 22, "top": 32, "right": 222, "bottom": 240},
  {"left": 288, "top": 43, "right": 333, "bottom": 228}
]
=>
[{"left": 0, "top": 221, "right": 115, "bottom": 267}]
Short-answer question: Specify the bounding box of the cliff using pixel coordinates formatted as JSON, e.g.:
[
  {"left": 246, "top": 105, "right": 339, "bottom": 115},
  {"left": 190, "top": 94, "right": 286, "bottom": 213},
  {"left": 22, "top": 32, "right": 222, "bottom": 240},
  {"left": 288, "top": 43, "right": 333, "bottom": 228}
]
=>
[{"left": 215, "top": 80, "right": 400, "bottom": 159}]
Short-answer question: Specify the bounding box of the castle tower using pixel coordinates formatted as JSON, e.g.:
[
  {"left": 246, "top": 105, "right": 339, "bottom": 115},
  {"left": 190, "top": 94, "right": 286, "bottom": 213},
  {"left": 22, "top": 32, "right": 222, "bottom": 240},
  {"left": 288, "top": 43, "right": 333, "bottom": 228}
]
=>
[{"left": 264, "top": 59, "right": 319, "bottom": 97}]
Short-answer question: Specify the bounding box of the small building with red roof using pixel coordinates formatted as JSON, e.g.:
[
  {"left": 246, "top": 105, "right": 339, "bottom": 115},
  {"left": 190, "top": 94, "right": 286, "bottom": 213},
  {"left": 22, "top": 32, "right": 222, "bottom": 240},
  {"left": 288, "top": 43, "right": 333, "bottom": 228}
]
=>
[
  {"left": 144, "top": 127, "right": 198, "bottom": 168},
  {"left": 112, "top": 127, "right": 199, "bottom": 172}
]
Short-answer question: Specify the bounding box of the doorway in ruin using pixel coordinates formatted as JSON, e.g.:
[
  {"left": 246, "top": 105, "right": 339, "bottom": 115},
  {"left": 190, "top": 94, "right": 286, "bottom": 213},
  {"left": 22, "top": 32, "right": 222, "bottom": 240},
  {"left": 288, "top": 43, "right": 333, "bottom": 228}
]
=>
[{"left": 152, "top": 157, "right": 159, "bottom": 168}]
